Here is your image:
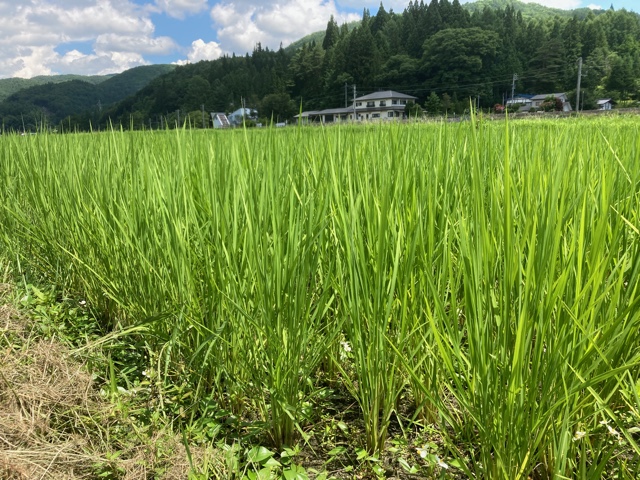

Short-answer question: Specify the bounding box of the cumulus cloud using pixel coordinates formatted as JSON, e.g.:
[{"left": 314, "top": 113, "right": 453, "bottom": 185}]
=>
[
  {"left": 95, "top": 34, "right": 177, "bottom": 55},
  {"left": 56, "top": 50, "right": 148, "bottom": 76},
  {"left": 458, "top": 0, "right": 585, "bottom": 8},
  {"left": 210, "top": 0, "right": 360, "bottom": 54},
  {"left": 152, "top": 0, "right": 209, "bottom": 19},
  {"left": 174, "top": 39, "right": 224, "bottom": 64},
  {"left": 335, "top": 0, "right": 410, "bottom": 11},
  {"left": 3, "top": 45, "right": 148, "bottom": 78},
  {"left": 0, "top": 46, "right": 57, "bottom": 78},
  {"left": 0, "top": 0, "right": 174, "bottom": 78},
  {"left": 587, "top": 3, "right": 604, "bottom": 9},
  {"left": 26, "top": 1, "right": 155, "bottom": 38},
  {"left": 456, "top": 0, "right": 580, "bottom": 6}
]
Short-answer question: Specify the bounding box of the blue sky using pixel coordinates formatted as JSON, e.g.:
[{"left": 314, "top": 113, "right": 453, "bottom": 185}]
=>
[{"left": 0, "top": 0, "right": 636, "bottom": 79}]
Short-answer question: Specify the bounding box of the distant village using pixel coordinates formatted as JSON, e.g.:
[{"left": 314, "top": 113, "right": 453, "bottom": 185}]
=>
[{"left": 210, "top": 90, "right": 617, "bottom": 128}]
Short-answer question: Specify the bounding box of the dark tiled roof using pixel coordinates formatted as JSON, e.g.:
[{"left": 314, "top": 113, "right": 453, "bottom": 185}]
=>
[
  {"left": 531, "top": 93, "right": 567, "bottom": 101},
  {"left": 355, "top": 90, "right": 417, "bottom": 101},
  {"left": 315, "top": 107, "right": 354, "bottom": 115},
  {"left": 295, "top": 108, "right": 351, "bottom": 118}
]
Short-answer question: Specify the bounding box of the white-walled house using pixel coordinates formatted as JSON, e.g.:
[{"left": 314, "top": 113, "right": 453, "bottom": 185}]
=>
[
  {"left": 530, "top": 93, "right": 572, "bottom": 112},
  {"left": 353, "top": 91, "right": 418, "bottom": 120},
  {"left": 596, "top": 99, "right": 614, "bottom": 110},
  {"left": 296, "top": 90, "right": 418, "bottom": 124}
]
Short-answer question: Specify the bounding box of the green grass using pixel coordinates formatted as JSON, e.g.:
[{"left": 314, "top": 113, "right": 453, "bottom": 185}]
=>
[{"left": 1, "top": 117, "right": 639, "bottom": 478}]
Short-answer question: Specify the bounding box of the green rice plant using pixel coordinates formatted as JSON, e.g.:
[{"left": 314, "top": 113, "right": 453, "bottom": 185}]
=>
[
  {"left": 1, "top": 116, "right": 639, "bottom": 478},
  {"left": 209, "top": 126, "right": 339, "bottom": 448},
  {"left": 404, "top": 115, "right": 640, "bottom": 478},
  {"left": 401, "top": 120, "right": 467, "bottom": 424},
  {"left": 328, "top": 123, "right": 426, "bottom": 455}
]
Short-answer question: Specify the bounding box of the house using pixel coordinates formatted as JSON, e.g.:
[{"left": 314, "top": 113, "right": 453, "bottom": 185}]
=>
[
  {"left": 353, "top": 91, "right": 418, "bottom": 120},
  {"left": 506, "top": 94, "right": 534, "bottom": 107},
  {"left": 305, "top": 107, "right": 353, "bottom": 123},
  {"left": 296, "top": 90, "right": 418, "bottom": 124},
  {"left": 296, "top": 110, "right": 320, "bottom": 123},
  {"left": 530, "top": 93, "right": 572, "bottom": 112},
  {"left": 596, "top": 99, "right": 615, "bottom": 110},
  {"left": 228, "top": 107, "right": 258, "bottom": 126},
  {"left": 211, "top": 112, "right": 230, "bottom": 129}
]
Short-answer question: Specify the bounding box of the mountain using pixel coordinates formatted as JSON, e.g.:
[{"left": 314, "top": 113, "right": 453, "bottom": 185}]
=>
[
  {"left": 0, "top": 74, "right": 111, "bottom": 103},
  {"left": 4, "top": 0, "right": 638, "bottom": 131},
  {"left": 285, "top": 31, "right": 327, "bottom": 53},
  {"left": 94, "top": 64, "right": 176, "bottom": 104},
  {"left": 285, "top": 21, "right": 359, "bottom": 54},
  {"left": 462, "top": 0, "right": 605, "bottom": 20},
  {"left": 284, "top": 0, "right": 605, "bottom": 54},
  {"left": 101, "top": 1, "right": 640, "bottom": 129},
  {"left": 0, "top": 65, "right": 176, "bottom": 130}
]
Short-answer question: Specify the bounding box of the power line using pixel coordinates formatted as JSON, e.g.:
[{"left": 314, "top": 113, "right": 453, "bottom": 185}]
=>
[{"left": 293, "top": 61, "right": 582, "bottom": 109}]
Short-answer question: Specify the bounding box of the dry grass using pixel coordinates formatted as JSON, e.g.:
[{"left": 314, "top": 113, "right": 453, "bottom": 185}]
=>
[
  {"left": 0, "top": 302, "right": 225, "bottom": 479},
  {"left": 0, "top": 301, "right": 100, "bottom": 479}
]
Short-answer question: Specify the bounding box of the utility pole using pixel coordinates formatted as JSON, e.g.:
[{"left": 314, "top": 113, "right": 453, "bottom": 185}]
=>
[
  {"left": 511, "top": 73, "right": 518, "bottom": 103},
  {"left": 353, "top": 85, "right": 357, "bottom": 121},
  {"left": 241, "top": 96, "right": 246, "bottom": 126},
  {"left": 576, "top": 57, "right": 583, "bottom": 113},
  {"left": 201, "top": 104, "right": 206, "bottom": 129},
  {"left": 345, "top": 82, "right": 348, "bottom": 108}
]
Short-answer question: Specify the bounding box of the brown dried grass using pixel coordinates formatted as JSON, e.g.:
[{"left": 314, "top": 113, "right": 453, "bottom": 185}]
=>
[
  {"left": 0, "top": 302, "right": 101, "bottom": 480},
  {"left": 0, "top": 303, "right": 225, "bottom": 479}
]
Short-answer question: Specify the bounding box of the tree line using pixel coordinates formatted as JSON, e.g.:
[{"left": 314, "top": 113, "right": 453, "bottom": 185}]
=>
[{"left": 4, "top": 0, "right": 640, "bottom": 131}]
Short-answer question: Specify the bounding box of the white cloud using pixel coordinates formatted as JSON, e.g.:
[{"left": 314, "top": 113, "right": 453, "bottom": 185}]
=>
[
  {"left": 587, "top": 3, "right": 604, "bottom": 9},
  {"left": 210, "top": 0, "right": 360, "bottom": 54},
  {"left": 2, "top": 45, "right": 148, "bottom": 78},
  {"left": 26, "top": 1, "right": 154, "bottom": 38},
  {"left": 336, "top": 0, "right": 409, "bottom": 10},
  {"left": 457, "top": 0, "right": 581, "bottom": 6},
  {"left": 174, "top": 39, "right": 224, "bottom": 64},
  {"left": 0, "top": 0, "right": 172, "bottom": 78},
  {"left": 152, "top": 0, "right": 209, "bottom": 19},
  {"left": 95, "top": 34, "right": 177, "bottom": 55},
  {"left": 57, "top": 50, "right": 148, "bottom": 76},
  {"left": 2, "top": 46, "right": 57, "bottom": 78}
]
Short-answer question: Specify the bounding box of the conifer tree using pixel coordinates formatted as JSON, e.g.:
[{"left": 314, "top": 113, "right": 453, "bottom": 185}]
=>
[{"left": 323, "top": 15, "right": 340, "bottom": 50}]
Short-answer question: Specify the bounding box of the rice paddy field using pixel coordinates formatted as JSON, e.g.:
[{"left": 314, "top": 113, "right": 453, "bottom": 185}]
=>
[{"left": 1, "top": 116, "right": 639, "bottom": 479}]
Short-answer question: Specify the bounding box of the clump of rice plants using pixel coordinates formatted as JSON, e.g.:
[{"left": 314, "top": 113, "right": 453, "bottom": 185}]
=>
[{"left": 0, "top": 116, "right": 639, "bottom": 477}]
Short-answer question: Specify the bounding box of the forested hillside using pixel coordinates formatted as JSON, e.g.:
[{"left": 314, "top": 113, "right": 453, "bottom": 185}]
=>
[
  {"left": 0, "top": 65, "right": 175, "bottom": 131},
  {"left": 463, "top": 0, "right": 600, "bottom": 20},
  {"left": 99, "top": 0, "right": 639, "bottom": 130},
  {"left": 2, "top": 0, "right": 639, "bottom": 131},
  {"left": 0, "top": 74, "right": 110, "bottom": 103}
]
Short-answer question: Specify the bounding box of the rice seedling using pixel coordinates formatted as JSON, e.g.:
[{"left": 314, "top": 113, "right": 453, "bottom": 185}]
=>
[
  {"left": 404, "top": 116, "right": 640, "bottom": 478},
  {"left": 0, "top": 115, "right": 639, "bottom": 477}
]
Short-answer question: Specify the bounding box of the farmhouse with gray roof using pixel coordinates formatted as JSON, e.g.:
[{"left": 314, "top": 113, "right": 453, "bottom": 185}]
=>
[
  {"left": 296, "top": 90, "right": 418, "bottom": 124},
  {"left": 530, "top": 93, "right": 572, "bottom": 112}
]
